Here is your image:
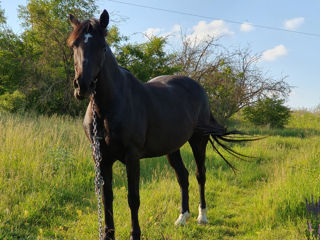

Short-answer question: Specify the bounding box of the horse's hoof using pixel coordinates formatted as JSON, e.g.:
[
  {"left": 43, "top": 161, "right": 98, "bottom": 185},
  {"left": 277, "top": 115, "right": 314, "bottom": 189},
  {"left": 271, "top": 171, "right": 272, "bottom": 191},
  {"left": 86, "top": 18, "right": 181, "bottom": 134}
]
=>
[
  {"left": 129, "top": 235, "right": 140, "bottom": 240},
  {"left": 104, "top": 234, "right": 115, "bottom": 240},
  {"left": 104, "top": 228, "right": 115, "bottom": 240},
  {"left": 197, "top": 204, "right": 208, "bottom": 224},
  {"left": 174, "top": 211, "right": 190, "bottom": 226},
  {"left": 129, "top": 236, "right": 140, "bottom": 240},
  {"left": 129, "top": 230, "right": 141, "bottom": 240}
]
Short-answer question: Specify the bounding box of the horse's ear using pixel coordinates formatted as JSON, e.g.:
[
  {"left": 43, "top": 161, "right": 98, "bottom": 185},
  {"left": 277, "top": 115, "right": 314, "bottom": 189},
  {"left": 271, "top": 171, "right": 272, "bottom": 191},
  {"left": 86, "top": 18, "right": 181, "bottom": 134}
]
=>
[
  {"left": 99, "top": 10, "right": 109, "bottom": 29},
  {"left": 69, "top": 14, "right": 80, "bottom": 28}
]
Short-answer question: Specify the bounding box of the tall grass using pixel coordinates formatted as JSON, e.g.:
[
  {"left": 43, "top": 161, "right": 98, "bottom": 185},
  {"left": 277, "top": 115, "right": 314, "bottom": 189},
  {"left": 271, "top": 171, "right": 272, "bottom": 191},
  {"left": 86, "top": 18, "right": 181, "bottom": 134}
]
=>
[{"left": 1, "top": 111, "right": 320, "bottom": 239}]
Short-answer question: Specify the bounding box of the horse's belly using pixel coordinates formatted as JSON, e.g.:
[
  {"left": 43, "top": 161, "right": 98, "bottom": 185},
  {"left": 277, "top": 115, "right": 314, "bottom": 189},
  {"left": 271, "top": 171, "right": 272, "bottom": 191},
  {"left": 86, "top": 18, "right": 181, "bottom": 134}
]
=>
[{"left": 142, "top": 124, "right": 194, "bottom": 158}]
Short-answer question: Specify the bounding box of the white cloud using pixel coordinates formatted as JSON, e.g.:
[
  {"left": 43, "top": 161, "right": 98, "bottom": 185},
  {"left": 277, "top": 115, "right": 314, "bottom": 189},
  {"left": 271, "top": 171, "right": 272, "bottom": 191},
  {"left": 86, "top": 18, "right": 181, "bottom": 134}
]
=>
[
  {"left": 143, "top": 20, "right": 233, "bottom": 44},
  {"left": 144, "top": 27, "right": 162, "bottom": 39},
  {"left": 240, "top": 22, "right": 254, "bottom": 32},
  {"left": 262, "top": 45, "right": 288, "bottom": 61},
  {"left": 187, "top": 20, "right": 234, "bottom": 43},
  {"left": 163, "top": 24, "right": 181, "bottom": 38},
  {"left": 143, "top": 25, "right": 182, "bottom": 40},
  {"left": 284, "top": 17, "right": 304, "bottom": 30},
  {"left": 171, "top": 24, "right": 181, "bottom": 33}
]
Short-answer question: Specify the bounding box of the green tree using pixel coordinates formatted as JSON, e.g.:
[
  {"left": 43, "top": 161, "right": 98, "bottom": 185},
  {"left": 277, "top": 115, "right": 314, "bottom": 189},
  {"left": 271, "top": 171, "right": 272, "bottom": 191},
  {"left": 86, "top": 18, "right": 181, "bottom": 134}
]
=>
[
  {"left": 243, "top": 96, "right": 291, "bottom": 128},
  {"left": 0, "top": 23, "right": 25, "bottom": 95},
  {"left": 116, "top": 36, "right": 181, "bottom": 82},
  {"left": 202, "top": 62, "right": 244, "bottom": 124},
  {"left": 18, "top": 0, "right": 97, "bottom": 115},
  {"left": 0, "top": 4, "right": 28, "bottom": 112},
  {"left": 0, "top": 3, "right": 5, "bottom": 25},
  {"left": 107, "top": 25, "right": 128, "bottom": 49},
  {"left": 175, "top": 35, "right": 290, "bottom": 124}
]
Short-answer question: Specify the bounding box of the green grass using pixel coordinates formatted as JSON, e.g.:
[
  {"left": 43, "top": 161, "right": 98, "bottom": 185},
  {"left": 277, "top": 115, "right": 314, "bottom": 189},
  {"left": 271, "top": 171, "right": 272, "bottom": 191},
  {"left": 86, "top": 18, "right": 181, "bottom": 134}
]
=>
[{"left": 1, "top": 110, "right": 320, "bottom": 239}]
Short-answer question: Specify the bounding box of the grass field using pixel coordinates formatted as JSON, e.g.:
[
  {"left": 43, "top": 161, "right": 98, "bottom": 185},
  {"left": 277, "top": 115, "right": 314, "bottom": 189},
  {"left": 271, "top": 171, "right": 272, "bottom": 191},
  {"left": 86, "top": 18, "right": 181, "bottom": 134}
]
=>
[{"left": 1, "top": 111, "right": 320, "bottom": 239}]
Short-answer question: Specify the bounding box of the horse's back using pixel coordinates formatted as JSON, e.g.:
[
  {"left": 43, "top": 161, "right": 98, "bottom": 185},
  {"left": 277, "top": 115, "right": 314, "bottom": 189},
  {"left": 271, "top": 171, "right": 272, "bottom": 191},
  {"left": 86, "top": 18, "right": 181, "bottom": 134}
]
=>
[
  {"left": 141, "top": 75, "right": 211, "bottom": 157},
  {"left": 145, "top": 75, "right": 210, "bottom": 120},
  {"left": 147, "top": 75, "right": 203, "bottom": 92},
  {"left": 146, "top": 75, "right": 207, "bottom": 101}
]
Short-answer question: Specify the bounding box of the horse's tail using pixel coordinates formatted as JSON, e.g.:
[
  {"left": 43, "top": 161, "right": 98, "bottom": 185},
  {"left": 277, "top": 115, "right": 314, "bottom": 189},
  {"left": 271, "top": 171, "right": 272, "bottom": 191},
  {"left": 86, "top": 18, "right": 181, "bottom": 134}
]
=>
[{"left": 200, "top": 114, "right": 261, "bottom": 173}]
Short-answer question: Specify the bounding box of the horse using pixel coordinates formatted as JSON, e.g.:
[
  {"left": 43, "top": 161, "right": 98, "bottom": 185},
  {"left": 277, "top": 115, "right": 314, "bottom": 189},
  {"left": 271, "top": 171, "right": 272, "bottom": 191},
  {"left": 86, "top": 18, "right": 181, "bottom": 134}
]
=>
[{"left": 68, "top": 9, "right": 247, "bottom": 240}]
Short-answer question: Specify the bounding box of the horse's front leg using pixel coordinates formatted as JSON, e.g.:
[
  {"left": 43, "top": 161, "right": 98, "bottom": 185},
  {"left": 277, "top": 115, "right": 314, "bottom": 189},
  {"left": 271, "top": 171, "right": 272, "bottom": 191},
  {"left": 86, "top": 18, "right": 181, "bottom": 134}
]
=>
[
  {"left": 101, "top": 161, "right": 115, "bottom": 240},
  {"left": 126, "top": 154, "right": 141, "bottom": 240}
]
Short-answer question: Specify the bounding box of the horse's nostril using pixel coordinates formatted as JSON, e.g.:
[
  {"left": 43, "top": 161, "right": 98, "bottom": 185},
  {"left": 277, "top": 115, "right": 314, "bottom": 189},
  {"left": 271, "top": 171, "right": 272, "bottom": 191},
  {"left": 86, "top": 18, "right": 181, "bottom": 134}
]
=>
[{"left": 73, "top": 79, "right": 79, "bottom": 89}]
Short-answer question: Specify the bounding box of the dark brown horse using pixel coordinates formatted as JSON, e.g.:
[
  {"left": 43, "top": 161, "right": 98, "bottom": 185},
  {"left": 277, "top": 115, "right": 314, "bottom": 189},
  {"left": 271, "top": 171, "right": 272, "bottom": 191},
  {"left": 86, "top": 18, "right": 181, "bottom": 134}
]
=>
[{"left": 68, "top": 10, "right": 247, "bottom": 240}]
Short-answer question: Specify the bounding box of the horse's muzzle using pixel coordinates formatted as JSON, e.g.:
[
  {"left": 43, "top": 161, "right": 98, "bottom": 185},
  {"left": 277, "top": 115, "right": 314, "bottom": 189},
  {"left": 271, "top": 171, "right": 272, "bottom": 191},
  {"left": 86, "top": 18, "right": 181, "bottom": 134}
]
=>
[{"left": 73, "top": 78, "right": 96, "bottom": 100}]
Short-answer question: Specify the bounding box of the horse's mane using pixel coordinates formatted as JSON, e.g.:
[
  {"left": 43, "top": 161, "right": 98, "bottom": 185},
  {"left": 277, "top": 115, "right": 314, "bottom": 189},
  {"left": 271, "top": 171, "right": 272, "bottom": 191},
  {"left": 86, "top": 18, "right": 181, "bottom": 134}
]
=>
[
  {"left": 67, "top": 19, "right": 102, "bottom": 47},
  {"left": 119, "top": 66, "right": 130, "bottom": 72}
]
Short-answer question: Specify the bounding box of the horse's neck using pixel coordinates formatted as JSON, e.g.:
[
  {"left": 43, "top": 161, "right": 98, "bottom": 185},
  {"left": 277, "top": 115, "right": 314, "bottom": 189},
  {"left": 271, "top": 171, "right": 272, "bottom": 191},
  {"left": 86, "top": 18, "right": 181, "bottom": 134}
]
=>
[{"left": 94, "top": 46, "right": 126, "bottom": 116}]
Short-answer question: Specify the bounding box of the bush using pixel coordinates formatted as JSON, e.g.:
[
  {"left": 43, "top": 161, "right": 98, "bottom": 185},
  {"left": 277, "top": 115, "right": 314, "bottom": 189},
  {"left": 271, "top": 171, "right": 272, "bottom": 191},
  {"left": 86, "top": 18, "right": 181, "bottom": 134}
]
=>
[
  {"left": 243, "top": 97, "right": 291, "bottom": 128},
  {"left": 0, "top": 90, "right": 26, "bottom": 113}
]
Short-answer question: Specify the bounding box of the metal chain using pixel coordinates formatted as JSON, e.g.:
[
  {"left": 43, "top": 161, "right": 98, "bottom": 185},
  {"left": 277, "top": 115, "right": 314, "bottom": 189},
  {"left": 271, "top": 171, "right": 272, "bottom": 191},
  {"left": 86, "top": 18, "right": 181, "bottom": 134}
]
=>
[{"left": 91, "top": 92, "right": 105, "bottom": 240}]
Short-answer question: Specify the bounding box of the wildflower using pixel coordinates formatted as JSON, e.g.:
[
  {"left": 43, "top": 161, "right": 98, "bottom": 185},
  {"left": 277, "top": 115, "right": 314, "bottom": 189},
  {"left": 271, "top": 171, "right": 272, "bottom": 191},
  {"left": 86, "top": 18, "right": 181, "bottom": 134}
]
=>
[{"left": 24, "top": 210, "right": 29, "bottom": 218}]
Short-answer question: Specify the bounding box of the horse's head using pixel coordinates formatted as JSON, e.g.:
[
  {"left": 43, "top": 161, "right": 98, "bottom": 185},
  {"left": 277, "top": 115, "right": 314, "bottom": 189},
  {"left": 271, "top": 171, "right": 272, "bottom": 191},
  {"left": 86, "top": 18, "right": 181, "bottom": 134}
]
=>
[{"left": 68, "top": 10, "right": 109, "bottom": 99}]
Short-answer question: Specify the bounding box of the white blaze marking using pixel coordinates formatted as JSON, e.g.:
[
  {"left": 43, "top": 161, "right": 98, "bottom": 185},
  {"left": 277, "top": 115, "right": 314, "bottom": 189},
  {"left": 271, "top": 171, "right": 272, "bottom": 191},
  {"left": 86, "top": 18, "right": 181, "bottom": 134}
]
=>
[
  {"left": 84, "top": 33, "right": 93, "bottom": 43},
  {"left": 174, "top": 211, "right": 190, "bottom": 226},
  {"left": 197, "top": 204, "right": 208, "bottom": 224}
]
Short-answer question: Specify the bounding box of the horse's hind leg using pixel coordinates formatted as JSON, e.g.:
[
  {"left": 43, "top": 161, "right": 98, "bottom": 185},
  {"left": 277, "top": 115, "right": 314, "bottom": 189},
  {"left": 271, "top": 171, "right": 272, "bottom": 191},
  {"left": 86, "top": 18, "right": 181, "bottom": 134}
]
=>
[
  {"left": 189, "top": 134, "right": 209, "bottom": 224},
  {"left": 166, "top": 150, "right": 190, "bottom": 225}
]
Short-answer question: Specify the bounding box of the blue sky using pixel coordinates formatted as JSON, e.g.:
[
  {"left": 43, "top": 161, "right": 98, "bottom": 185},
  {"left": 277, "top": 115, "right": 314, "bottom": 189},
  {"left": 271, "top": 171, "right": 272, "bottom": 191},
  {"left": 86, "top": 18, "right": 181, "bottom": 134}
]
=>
[{"left": 2, "top": 0, "right": 320, "bottom": 109}]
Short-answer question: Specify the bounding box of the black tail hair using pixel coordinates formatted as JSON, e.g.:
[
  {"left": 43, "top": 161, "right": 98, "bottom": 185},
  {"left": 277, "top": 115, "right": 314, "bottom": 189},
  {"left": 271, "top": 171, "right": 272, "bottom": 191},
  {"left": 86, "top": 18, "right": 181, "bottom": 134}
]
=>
[{"left": 201, "top": 114, "right": 264, "bottom": 173}]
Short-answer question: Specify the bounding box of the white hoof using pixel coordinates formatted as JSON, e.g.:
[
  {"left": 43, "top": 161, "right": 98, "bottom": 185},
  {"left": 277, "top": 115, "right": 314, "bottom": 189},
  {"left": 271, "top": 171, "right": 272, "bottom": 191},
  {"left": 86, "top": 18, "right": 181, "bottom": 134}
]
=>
[
  {"left": 197, "top": 205, "right": 208, "bottom": 224},
  {"left": 174, "top": 211, "right": 190, "bottom": 226}
]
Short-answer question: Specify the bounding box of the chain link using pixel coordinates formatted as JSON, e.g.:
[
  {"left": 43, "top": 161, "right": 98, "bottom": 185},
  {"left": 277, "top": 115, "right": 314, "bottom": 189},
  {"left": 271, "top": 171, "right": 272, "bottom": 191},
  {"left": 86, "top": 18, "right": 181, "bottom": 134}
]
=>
[{"left": 91, "top": 93, "right": 105, "bottom": 240}]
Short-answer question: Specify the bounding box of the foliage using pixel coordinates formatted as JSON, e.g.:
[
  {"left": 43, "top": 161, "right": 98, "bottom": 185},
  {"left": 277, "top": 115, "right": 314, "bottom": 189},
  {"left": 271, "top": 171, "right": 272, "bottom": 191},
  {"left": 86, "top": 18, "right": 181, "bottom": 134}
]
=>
[
  {"left": 243, "top": 96, "right": 291, "bottom": 128},
  {"left": 106, "top": 25, "right": 128, "bottom": 49},
  {"left": 175, "top": 36, "right": 291, "bottom": 124},
  {"left": 1, "top": 111, "right": 320, "bottom": 239},
  {"left": 0, "top": 3, "right": 5, "bottom": 25},
  {"left": 0, "top": 5, "right": 27, "bottom": 96},
  {"left": 202, "top": 61, "right": 244, "bottom": 124},
  {"left": 0, "top": 90, "right": 26, "bottom": 112},
  {"left": 15, "top": 0, "right": 98, "bottom": 115},
  {"left": 0, "top": 30, "right": 25, "bottom": 95},
  {"left": 116, "top": 36, "right": 181, "bottom": 82}
]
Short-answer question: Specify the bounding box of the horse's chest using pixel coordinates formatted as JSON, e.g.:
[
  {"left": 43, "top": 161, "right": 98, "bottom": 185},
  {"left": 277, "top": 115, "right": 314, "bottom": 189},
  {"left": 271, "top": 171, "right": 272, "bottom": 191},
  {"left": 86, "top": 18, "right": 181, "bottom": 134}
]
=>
[
  {"left": 83, "top": 115, "right": 123, "bottom": 156},
  {"left": 102, "top": 121, "right": 127, "bottom": 159}
]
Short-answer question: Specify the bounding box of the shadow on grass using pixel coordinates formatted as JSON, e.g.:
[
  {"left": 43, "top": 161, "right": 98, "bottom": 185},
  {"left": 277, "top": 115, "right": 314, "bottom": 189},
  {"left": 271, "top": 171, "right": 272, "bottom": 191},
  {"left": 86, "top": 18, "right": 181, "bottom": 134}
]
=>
[
  {"left": 113, "top": 150, "right": 198, "bottom": 189},
  {"left": 136, "top": 148, "right": 232, "bottom": 186}
]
